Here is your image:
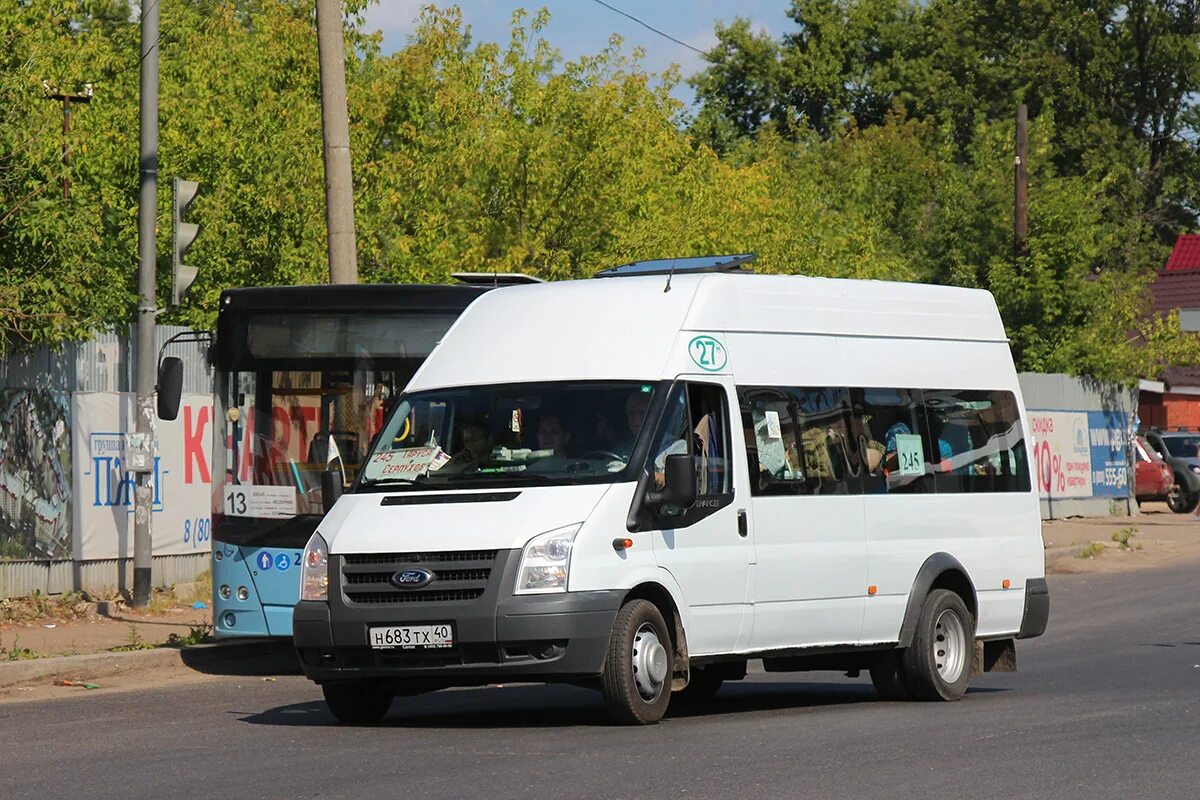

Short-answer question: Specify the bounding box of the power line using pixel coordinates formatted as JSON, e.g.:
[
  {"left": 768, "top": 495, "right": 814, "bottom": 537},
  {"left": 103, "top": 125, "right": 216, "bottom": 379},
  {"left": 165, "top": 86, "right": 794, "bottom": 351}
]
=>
[{"left": 587, "top": 0, "right": 706, "bottom": 55}]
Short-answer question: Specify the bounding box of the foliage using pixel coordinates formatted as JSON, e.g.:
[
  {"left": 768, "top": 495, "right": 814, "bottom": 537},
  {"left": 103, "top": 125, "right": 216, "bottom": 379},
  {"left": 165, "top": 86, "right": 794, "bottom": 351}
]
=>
[
  {"left": 692, "top": 0, "right": 1200, "bottom": 382},
  {"left": 165, "top": 622, "right": 214, "bottom": 646},
  {"left": 2, "top": 633, "right": 39, "bottom": 661},
  {"left": 0, "top": 1, "right": 1197, "bottom": 382},
  {"left": 1111, "top": 526, "right": 1136, "bottom": 549}
]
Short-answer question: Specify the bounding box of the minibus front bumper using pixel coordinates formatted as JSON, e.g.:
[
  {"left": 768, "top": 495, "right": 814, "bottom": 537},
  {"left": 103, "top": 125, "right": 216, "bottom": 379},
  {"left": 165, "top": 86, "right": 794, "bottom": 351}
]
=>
[{"left": 293, "top": 548, "right": 622, "bottom": 687}]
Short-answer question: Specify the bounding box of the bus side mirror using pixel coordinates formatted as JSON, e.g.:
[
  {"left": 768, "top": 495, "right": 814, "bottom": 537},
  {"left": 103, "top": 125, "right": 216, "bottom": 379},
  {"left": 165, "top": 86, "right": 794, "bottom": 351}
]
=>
[
  {"left": 321, "top": 468, "right": 343, "bottom": 513},
  {"left": 156, "top": 357, "right": 184, "bottom": 421},
  {"left": 647, "top": 454, "right": 696, "bottom": 511}
]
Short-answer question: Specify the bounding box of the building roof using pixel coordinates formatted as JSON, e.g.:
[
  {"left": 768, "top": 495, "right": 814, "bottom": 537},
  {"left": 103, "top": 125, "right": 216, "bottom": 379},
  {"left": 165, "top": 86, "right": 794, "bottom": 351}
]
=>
[
  {"left": 1150, "top": 270, "right": 1200, "bottom": 315},
  {"left": 1163, "top": 366, "right": 1200, "bottom": 388},
  {"left": 1164, "top": 234, "right": 1200, "bottom": 273},
  {"left": 1151, "top": 235, "right": 1200, "bottom": 389}
]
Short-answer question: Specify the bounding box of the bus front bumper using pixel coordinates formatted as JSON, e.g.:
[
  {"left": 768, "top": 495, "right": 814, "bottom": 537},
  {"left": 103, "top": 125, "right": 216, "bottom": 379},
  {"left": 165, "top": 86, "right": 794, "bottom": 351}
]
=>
[{"left": 293, "top": 590, "right": 622, "bottom": 687}]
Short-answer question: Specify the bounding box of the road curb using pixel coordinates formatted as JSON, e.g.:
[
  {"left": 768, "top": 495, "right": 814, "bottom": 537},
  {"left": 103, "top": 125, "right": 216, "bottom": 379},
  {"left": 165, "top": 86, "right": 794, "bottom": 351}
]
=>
[{"left": 0, "top": 640, "right": 300, "bottom": 688}]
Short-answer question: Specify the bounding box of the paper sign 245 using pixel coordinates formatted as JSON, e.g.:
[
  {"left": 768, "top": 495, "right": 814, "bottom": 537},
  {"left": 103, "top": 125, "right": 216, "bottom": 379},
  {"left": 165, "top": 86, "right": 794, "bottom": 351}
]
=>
[{"left": 894, "top": 433, "right": 925, "bottom": 476}]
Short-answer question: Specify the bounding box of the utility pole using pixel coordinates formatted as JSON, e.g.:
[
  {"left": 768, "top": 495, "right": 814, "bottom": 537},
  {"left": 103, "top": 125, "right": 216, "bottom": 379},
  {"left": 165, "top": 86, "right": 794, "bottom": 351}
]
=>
[
  {"left": 1014, "top": 103, "right": 1028, "bottom": 259},
  {"left": 132, "top": 0, "right": 161, "bottom": 607},
  {"left": 43, "top": 83, "right": 93, "bottom": 200},
  {"left": 315, "top": 0, "right": 358, "bottom": 284}
]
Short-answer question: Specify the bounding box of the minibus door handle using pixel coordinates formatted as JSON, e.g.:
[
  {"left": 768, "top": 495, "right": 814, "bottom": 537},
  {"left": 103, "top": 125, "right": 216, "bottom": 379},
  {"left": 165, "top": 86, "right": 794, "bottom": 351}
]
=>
[{"left": 737, "top": 509, "right": 748, "bottom": 537}]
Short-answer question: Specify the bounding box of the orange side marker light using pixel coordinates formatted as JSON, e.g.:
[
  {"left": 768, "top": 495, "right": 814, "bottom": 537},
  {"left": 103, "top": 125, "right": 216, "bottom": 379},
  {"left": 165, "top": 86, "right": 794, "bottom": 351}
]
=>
[
  {"left": 867, "top": 585, "right": 877, "bottom": 596},
  {"left": 1002, "top": 579, "right": 1011, "bottom": 590},
  {"left": 613, "top": 538, "right": 634, "bottom": 551}
]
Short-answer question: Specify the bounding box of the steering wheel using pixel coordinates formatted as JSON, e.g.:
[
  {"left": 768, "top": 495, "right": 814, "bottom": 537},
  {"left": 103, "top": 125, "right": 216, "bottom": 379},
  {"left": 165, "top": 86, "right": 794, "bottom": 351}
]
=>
[{"left": 579, "top": 450, "right": 626, "bottom": 463}]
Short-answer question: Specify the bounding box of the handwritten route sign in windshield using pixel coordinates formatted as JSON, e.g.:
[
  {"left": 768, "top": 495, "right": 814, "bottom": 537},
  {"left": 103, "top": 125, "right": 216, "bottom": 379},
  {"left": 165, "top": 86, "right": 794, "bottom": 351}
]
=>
[{"left": 367, "top": 446, "right": 451, "bottom": 481}]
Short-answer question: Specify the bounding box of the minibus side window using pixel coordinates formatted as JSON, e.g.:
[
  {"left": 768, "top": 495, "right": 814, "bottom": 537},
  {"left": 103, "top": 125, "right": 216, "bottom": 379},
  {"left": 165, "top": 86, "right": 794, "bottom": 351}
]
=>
[
  {"left": 851, "top": 388, "right": 935, "bottom": 494},
  {"left": 687, "top": 383, "right": 733, "bottom": 495},
  {"left": 922, "top": 389, "right": 1031, "bottom": 493},
  {"left": 737, "top": 386, "right": 857, "bottom": 496},
  {"left": 650, "top": 383, "right": 733, "bottom": 497}
]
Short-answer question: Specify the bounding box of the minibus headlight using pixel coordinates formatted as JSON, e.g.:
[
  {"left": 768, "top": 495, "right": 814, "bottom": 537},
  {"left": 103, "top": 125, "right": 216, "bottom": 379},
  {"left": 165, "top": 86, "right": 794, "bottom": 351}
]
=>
[
  {"left": 301, "top": 532, "right": 329, "bottom": 602},
  {"left": 515, "top": 524, "right": 581, "bottom": 595}
]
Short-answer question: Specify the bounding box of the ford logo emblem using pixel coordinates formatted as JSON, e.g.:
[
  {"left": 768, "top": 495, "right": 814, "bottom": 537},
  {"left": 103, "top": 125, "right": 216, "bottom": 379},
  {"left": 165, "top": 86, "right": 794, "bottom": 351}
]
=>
[{"left": 390, "top": 568, "right": 434, "bottom": 589}]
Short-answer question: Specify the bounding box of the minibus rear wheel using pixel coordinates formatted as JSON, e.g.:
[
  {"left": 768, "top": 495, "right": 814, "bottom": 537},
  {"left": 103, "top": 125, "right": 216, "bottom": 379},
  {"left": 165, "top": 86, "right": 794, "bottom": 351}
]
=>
[
  {"left": 868, "top": 651, "right": 910, "bottom": 700},
  {"left": 322, "top": 681, "right": 393, "bottom": 725},
  {"left": 601, "top": 599, "right": 674, "bottom": 725},
  {"left": 902, "top": 589, "right": 974, "bottom": 701},
  {"left": 674, "top": 667, "right": 725, "bottom": 704}
]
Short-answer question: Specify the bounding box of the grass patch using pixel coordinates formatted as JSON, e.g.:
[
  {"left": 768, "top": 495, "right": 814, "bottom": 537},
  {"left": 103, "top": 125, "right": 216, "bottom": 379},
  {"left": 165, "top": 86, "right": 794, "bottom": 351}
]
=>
[
  {"left": 166, "top": 623, "right": 214, "bottom": 647},
  {"left": 1, "top": 633, "right": 39, "bottom": 661},
  {"left": 0, "top": 591, "right": 94, "bottom": 625},
  {"left": 109, "top": 624, "right": 155, "bottom": 652},
  {"left": 1076, "top": 541, "right": 1106, "bottom": 559},
  {"left": 1111, "top": 526, "right": 1137, "bottom": 550},
  {"left": 189, "top": 569, "right": 212, "bottom": 604}
]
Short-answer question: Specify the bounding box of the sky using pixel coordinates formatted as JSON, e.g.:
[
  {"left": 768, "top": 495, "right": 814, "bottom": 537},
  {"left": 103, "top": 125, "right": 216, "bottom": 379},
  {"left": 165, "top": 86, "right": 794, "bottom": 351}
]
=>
[{"left": 358, "top": 0, "right": 793, "bottom": 108}]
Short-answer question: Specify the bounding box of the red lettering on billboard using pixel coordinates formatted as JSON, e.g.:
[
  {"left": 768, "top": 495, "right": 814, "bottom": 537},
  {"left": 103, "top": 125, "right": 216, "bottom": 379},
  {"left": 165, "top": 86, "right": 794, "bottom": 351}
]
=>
[{"left": 184, "top": 404, "right": 211, "bottom": 484}]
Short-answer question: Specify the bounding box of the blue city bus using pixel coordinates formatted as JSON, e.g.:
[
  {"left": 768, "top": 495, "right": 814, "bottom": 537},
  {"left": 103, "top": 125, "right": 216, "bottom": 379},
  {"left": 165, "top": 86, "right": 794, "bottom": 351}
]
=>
[{"left": 206, "top": 281, "right": 511, "bottom": 638}]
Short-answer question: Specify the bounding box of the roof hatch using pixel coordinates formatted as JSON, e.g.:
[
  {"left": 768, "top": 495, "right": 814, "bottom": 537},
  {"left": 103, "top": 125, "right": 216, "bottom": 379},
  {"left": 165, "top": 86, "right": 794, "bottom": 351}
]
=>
[{"left": 595, "top": 253, "right": 757, "bottom": 278}]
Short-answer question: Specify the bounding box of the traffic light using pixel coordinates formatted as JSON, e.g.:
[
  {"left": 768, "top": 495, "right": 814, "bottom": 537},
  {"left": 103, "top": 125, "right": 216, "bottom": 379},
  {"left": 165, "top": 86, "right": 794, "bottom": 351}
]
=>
[{"left": 171, "top": 177, "right": 200, "bottom": 306}]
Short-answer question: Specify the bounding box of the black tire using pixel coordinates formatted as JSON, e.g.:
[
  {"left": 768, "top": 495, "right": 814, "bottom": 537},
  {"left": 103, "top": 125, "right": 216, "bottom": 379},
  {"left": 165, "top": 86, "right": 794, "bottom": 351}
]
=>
[
  {"left": 868, "top": 650, "right": 910, "bottom": 700},
  {"left": 600, "top": 599, "right": 673, "bottom": 725},
  {"left": 322, "top": 681, "right": 393, "bottom": 725},
  {"left": 674, "top": 666, "right": 724, "bottom": 704},
  {"left": 1167, "top": 485, "right": 1197, "bottom": 513},
  {"left": 901, "top": 589, "right": 974, "bottom": 701}
]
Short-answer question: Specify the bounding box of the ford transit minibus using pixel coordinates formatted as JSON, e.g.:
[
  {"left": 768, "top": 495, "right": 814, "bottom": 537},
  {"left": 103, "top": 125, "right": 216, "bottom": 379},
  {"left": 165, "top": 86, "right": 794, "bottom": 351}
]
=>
[{"left": 293, "top": 256, "right": 1049, "bottom": 725}]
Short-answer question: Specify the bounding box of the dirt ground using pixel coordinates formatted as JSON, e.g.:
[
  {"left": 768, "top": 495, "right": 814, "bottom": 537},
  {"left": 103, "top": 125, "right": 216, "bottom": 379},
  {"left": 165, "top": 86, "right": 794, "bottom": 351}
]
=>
[
  {"left": 1042, "top": 501, "right": 1200, "bottom": 574},
  {"left": 1, "top": 599, "right": 211, "bottom": 660}
]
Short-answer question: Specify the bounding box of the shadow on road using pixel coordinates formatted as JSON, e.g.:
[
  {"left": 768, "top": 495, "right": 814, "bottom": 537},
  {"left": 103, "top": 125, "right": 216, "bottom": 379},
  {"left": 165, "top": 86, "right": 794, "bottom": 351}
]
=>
[
  {"left": 180, "top": 640, "right": 304, "bottom": 677},
  {"left": 236, "top": 680, "right": 1007, "bottom": 729}
]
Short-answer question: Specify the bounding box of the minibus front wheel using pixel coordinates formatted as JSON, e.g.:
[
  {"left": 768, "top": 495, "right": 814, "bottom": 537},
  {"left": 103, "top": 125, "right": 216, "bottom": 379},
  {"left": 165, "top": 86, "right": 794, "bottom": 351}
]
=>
[
  {"left": 322, "top": 680, "right": 394, "bottom": 725},
  {"left": 600, "top": 599, "right": 674, "bottom": 725}
]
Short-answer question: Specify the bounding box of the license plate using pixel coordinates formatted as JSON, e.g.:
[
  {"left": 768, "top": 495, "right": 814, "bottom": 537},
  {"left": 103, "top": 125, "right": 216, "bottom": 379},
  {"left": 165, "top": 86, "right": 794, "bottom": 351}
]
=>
[{"left": 368, "top": 624, "right": 454, "bottom": 650}]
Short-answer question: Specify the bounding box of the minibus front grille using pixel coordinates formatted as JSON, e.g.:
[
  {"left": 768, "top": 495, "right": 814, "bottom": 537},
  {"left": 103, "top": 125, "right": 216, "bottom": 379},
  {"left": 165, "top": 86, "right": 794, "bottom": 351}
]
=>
[
  {"left": 345, "top": 588, "right": 486, "bottom": 605},
  {"left": 343, "top": 550, "right": 498, "bottom": 566},
  {"left": 342, "top": 569, "right": 490, "bottom": 586},
  {"left": 340, "top": 550, "right": 497, "bottom": 606}
]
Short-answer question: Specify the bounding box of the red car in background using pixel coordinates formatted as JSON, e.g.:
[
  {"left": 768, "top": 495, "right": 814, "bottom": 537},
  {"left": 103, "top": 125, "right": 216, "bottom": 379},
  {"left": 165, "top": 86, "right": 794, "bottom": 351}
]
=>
[{"left": 1135, "top": 436, "right": 1176, "bottom": 506}]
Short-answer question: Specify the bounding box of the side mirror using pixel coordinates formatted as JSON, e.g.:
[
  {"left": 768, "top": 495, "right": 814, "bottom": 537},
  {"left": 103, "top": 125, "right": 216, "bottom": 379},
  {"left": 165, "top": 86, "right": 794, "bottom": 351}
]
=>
[
  {"left": 648, "top": 453, "right": 697, "bottom": 511},
  {"left": 321, "top": 468, "right": 343, "bottom": 513},
  {"left": 156, "top": 356, "right": 184, "bottom": 421}
]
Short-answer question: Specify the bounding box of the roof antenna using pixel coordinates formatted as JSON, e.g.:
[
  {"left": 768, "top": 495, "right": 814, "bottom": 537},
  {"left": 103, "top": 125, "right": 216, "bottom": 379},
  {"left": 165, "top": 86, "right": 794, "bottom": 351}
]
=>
[{"left": 663, "top": 258, "right": 677, "bottom": 293}]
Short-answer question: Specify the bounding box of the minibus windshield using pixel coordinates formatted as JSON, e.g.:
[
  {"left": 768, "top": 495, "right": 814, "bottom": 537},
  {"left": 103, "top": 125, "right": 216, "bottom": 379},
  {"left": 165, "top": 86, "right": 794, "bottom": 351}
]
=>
[{"left": 358, "top": 381, "right": 659, "bottom": 488}]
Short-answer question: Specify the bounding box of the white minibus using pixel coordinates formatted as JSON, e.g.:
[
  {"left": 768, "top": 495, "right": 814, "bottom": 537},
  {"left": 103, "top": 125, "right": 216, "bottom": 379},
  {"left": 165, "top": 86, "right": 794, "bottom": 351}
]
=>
[{"left": 294, "top": 255, "right": 1049, "bottom": 725}]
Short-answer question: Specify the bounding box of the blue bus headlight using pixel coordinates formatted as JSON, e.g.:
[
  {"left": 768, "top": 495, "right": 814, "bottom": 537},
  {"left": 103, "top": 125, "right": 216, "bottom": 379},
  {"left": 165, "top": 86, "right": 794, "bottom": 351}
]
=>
[{"left": 301, "top": 533, "right": 329, "bottom": 601}]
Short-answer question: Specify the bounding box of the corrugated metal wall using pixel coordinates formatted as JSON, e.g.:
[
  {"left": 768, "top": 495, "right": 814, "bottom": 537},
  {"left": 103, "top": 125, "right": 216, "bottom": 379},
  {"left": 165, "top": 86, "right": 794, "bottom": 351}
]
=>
[
  {"left": 0, "top": 325, "right": 211, "bottom": 394},
  {"left": 0, "top": 554, "right": 208, "bottom": 598}
]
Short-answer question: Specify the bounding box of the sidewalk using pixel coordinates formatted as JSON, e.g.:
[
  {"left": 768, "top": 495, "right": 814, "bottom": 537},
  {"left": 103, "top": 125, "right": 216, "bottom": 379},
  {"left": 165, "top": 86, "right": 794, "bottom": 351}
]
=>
[
  {"left": 1043, "top": 502, "right": 1200, "bottom": 574},
  {"left": 1, "top": 589, "right": 211, "bottom": 660}
]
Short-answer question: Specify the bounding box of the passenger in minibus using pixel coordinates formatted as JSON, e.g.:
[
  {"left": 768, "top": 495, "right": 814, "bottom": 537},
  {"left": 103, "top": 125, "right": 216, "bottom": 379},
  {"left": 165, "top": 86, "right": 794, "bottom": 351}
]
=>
[{"left": 536, "top": 414, "right": 572, "bottom": 456}]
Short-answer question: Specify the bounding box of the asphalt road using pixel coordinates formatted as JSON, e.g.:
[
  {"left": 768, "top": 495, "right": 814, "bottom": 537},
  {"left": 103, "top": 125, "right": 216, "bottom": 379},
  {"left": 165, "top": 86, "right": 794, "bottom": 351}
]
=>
[{"left": 3, "top": 564, "right": 1199, "bottom": 800}]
